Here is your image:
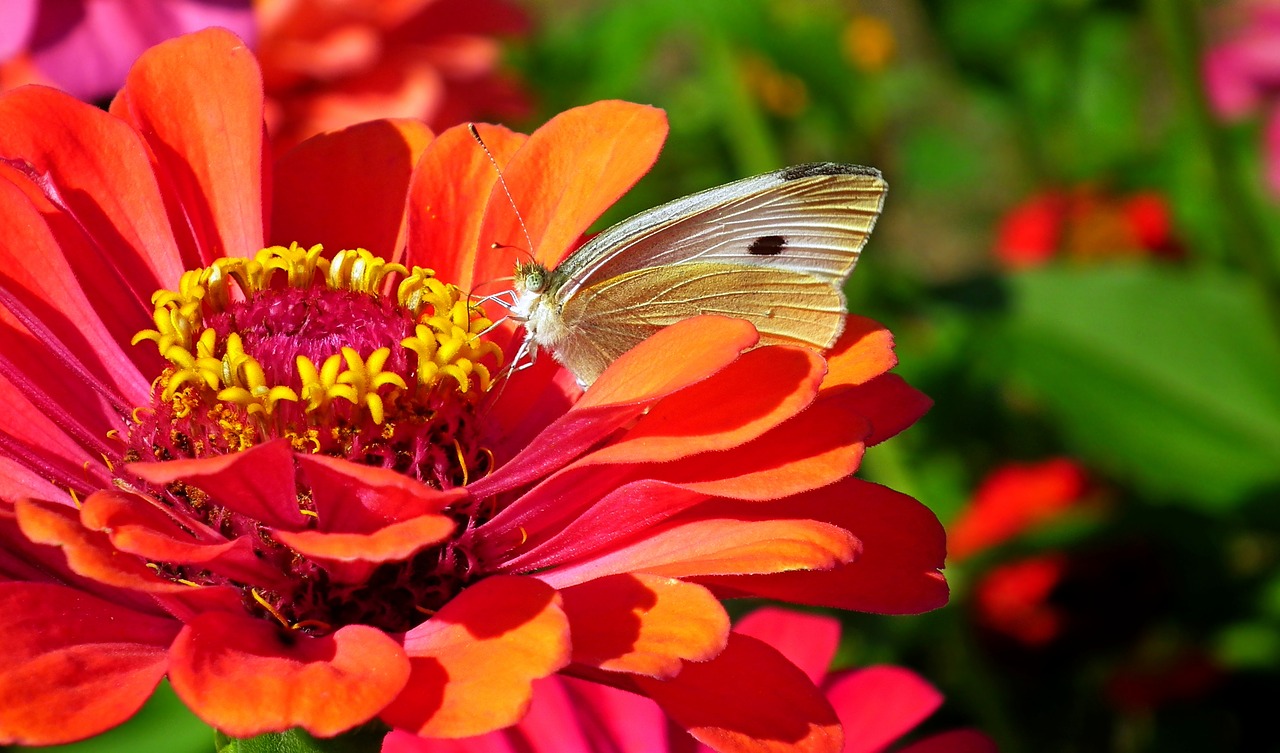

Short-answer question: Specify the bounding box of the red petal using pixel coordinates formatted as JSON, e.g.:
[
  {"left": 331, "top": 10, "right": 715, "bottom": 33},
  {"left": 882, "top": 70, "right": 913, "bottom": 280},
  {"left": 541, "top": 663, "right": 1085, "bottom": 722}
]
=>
[
  {"left": 272, "top": 119, "right": 434, "bottom": 260},
  {"left": 586, "top": 345, "right": 826, "bottom": 464},
  {"left": 128, "top": 440, "right": 307, "bottom": 529},
  {"left": 560, "top": 574, "right": 728, "bottom": 678},
  {"left": 696, "top": 478, "right": 949, "bottom": 615},
  {"left": 113, "top": 27, "right": 266, "bottom": 265},
  {"left": 0, "top": 86, "right": 183, "bottom": 301},
  {"left": 539, "top": 513, "right": 858, "bottom": 589},
  {"left": 490, "top": 480, "right": 707, "bottom": 575},
  {"left": 472, "top": 316, "right": 758, "bottom": 501},
  {"left": 842, "top": 374, "right": 932, "bottom": 446},
  {"left": 0, "top": 174, "right": 153, "bottom": 409},
  {"left": 732, "top": 608, "right": 840, "bottom": 687},
  {"left": 478, "top": 101, "right": 667, "bottom": 269},
  {"left": 898, "top": 730, "right": 1000, "bottom": 753},
  {"left": 168, "top": 611, "right": 410, "bottom": 737},
  {"left": 79, "top": 490, "right": 287, "bottom": 587},
  {"left": 637, "top": 633, "right": 842, "bottom": 753},
  {"left": 384, "top": 576, "right": 570, "bottom": 737},
  {"left": 406, "top": 121, "right": 527, "bottom": 289},
  {"left": 0, "top": 582, "right": 177, "bottom": 745},
  {"left": 824, "top": 666, "right": 942, "bottom": 753},
  {"left": 15, "top": 498, "right": 190, "bottom": 593},
  {"left": 297, "top": 453, "right": 466, "bottom": 532}
]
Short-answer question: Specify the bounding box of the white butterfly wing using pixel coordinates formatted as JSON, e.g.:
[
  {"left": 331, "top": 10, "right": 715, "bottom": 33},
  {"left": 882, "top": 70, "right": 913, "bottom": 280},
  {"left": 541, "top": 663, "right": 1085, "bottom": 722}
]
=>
[
  {"left": 551, "top": 162, "right": 886, "bottom": 301},
  {"left": 536, "top": 163, "right": 887, "bottom": 386}
]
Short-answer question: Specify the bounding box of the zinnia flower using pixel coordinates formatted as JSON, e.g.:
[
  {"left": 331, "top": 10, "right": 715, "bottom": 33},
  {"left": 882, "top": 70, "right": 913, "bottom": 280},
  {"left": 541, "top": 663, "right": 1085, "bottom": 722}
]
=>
[
  {"left": 0, "top": 0, "right": 254, "bottom": 100},
  {"left": 993, "top": 187, "right": 1181, "bottom": 269},
  {"left": 0, "top": 28, "right": 945, "bottom": 752},
  {"left": 256, "top": 0, "right": 531, "bottom": 152},
  {"left": 385, "top": 607, "right": 997, "bottom": 753},
  {"left": 950, "top": 459, "right": 1091, "bottom": 647}
]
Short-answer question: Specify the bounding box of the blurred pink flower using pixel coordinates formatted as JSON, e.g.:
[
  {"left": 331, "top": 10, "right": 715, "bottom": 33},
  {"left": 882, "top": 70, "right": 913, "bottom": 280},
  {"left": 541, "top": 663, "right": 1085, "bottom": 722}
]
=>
[
  {"left": 384, "top": 608, "right": 997, "bottom": 753},
  {"left": 0, "top": 0, "right": 254, "bottom": 100},
  {"left": 1204, "top": 1, "right": 1280, "bottom": 194}
]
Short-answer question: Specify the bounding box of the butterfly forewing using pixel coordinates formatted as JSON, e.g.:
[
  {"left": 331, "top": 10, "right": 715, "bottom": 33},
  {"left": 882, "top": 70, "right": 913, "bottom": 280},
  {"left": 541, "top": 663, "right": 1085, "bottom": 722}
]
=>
[{"left": 550, "top": 163, "right": 886, "bottom": 303}]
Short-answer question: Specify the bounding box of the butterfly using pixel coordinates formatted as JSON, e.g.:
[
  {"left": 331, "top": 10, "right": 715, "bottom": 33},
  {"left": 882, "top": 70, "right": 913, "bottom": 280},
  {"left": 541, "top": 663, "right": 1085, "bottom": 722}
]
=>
[{"left": 506, "top": 162, "right": 887, "bottom": 388}]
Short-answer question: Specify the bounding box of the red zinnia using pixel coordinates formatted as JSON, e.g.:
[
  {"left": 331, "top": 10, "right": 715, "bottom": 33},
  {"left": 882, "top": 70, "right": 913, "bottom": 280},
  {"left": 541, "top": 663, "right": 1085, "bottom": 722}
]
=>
[
  {"left": 950, "top": 459, "right": 1090, "bottom": 647},
  {"left": 0, "top": 29, "right": 944, "bottom": 752},
  {"left": 256, "top": 0, "right": 531, "bottom": 153},
  {"left": 385, "top": 607, "right": 997, "bottom": 753},
  {"left": 993, "top": 186, "right": 1181, "bottom": 269}
]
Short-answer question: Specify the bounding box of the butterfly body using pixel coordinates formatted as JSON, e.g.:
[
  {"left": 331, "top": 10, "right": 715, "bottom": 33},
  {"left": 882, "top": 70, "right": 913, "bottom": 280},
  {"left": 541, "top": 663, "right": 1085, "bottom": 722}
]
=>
[{"left": 510, "top": 162, "right": 887, "bottom": 387}]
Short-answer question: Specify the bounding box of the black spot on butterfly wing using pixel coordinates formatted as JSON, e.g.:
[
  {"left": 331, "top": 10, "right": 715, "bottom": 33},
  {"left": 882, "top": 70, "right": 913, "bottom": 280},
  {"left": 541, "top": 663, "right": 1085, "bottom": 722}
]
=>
[{"left": 748, "top": 235, "right": 787, "bottom": 256}]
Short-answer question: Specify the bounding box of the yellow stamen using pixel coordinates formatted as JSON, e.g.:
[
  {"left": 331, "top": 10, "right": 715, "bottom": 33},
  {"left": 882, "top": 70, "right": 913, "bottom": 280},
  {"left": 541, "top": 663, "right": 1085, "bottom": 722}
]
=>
[{"left": 251, "top": 588, "right": 291, "bottom": 629}]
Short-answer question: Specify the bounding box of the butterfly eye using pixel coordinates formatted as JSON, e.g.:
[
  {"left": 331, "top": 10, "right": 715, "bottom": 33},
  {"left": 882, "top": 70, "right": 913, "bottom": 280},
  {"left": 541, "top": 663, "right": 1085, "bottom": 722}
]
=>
[{"left": 526, "top": 269, "right": 546, "bottom": 293}]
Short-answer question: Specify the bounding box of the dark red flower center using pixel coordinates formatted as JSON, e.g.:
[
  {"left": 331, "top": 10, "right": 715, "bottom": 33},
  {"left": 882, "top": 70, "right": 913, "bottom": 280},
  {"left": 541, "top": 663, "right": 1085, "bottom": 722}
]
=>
[{"left": 121, "top": 243, "right": 505, "bottom": 632}]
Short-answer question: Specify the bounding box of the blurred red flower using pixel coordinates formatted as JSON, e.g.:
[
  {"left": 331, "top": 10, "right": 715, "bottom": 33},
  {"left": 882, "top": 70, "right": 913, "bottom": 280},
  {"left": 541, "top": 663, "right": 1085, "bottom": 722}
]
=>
[
  {"left": 0, "top": 0, "right": 254, "bottom": 100},
  {"left": 256, "top": 0, "right": 531, "bottom": 152},
  {"left": 385, "top": 608, "right": 998, "bottom": 753},
  {"left": 0, "top": 29, "right": 945, "bottom": 752},
  {"left": 993, "top": 187, "right": 1181, "bottom": 269},
  {"left": 950, "top": 459, "right": 1090, "bottom": 646},
  {"left": 1204, "top": 1, "right": 1280, "bottom": 196}
]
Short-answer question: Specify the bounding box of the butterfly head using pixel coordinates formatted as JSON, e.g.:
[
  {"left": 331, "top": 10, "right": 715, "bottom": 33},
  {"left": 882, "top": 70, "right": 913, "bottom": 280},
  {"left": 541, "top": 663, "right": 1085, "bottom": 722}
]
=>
[{"left": 513, "top": 260, "right": 549, "bottom": 295}]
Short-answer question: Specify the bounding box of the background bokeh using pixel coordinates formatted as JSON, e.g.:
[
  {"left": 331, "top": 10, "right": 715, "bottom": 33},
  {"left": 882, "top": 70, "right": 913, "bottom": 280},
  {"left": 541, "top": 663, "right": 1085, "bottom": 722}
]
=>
[{"left": 7, "top": 0, "right": 1280, "bottom": 751}]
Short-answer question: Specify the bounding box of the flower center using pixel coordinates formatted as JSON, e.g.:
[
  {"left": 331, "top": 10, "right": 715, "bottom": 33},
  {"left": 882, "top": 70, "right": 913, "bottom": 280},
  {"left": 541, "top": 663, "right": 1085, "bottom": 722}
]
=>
[{"left": 122, "top": 243, "right": 504, "bottom": 632}]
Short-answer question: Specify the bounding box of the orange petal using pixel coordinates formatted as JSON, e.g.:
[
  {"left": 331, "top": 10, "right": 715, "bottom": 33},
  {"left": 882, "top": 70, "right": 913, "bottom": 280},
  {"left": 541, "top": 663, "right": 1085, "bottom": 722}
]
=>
[
  {"left": 383, "top": 575, "right": 570, "bottom": 737},
  {"left": 128, "top": 440, "right": 307, "bottom": 529},
  {"left": 638, "top": 390, "right": 872, "bottom": 501},
  {"left": 297, "top": 453, "right": 466, "bottom": 533},
  {"left": 272, "top": 119, "right": 434, "bottom": 260},
  {"left": 696, "top": 478, "right": 949, "bottom": 615},
  {"left": 560, "top": 574, "right": 728, "bottom": 678},
  {"left": 585, "top": 344, "right": 826, "bottom": 464},
  {"left": 273, "top": 513, "right": 455, "bottom": 571},
  {"left": 579, "top": 315, "right": 758, "bottom": 409},
  {"left": 15, "top": 498, "right": 189, "bottom": 593},
  {"left": 0, "top": 583, "right": 177, "bottom": 746},
  {"left": 168, "top": 612, "right": 410, "bottom": 737},
  {"left": 471, "top": 316, "right": 758, "bottom": 501},
  {"left": 79, "top": 490, "right": 287, "bottom": 587},
  {"left": 478, "top": 101, "right": 668, "bottom": 269},
  {"left": 637, "top": 633, "right": 842, "bottom": 753},
  {"left": 822, "top": 315, "right": 898, "bottom": 390},
  {"left": 406, "top": 121, "right": 527, "bottom": 290},
  {"left": 539, "top": 513, "right": 858, "bottom": 589},
  {"left": 113, "top": 27, "right": 265, "bottom": 265}
]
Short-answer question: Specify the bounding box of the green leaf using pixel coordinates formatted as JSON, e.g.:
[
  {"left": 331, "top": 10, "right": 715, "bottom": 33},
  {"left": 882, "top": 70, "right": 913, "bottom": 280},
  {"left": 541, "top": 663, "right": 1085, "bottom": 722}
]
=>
[
  {"left": 998, "top": 265, "right": 1280, "bottom": 508},
  {"left": 215, "top": 725, "right": 386, "bottom": 753}
]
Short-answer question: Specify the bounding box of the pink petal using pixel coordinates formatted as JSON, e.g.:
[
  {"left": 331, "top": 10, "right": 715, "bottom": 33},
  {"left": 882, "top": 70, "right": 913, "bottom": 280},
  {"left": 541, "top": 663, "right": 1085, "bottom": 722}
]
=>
[
  {"left": 824, "top": 666, "right": 943, "bottom": 753},
  {"left": 30, "top": 0, "right": 255, "bottom": 101},
  {"left": 732, "top": 608, "right": 840, "bottom": 687}
]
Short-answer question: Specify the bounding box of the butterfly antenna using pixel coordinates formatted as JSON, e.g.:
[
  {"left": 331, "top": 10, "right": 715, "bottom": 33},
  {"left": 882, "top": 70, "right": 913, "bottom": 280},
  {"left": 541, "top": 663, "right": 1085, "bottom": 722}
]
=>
[{"left": 469, "top": 124, "right": 536, "bottom": 263}]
